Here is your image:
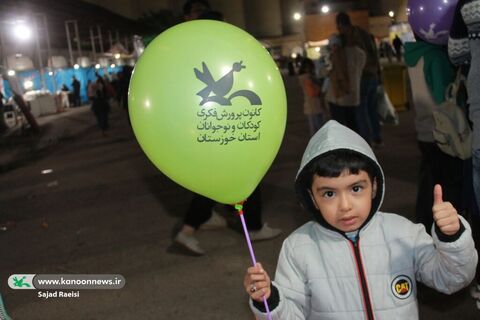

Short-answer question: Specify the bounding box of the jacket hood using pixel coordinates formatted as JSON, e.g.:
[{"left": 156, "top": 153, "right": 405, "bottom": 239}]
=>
[{"left": 294, "top": 120, "right": 385, "bottom": 232}]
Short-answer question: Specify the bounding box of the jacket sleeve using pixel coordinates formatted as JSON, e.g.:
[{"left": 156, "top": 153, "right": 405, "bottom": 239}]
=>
[
  {"left": 448, "top": 0, "right": 470, "bottom": 66},
  {"left": 413, "top": 215, "right": 478, "bottom": 294},
  {"left": 249, "top": 240, "right": 310, "bottom": 319}
]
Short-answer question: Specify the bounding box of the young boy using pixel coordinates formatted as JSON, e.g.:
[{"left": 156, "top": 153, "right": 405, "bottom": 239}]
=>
[{"left": 244, "top": 120, "right": 478, "bottom": 319}]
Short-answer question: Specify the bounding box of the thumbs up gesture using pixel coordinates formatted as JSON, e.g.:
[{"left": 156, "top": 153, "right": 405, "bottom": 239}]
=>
[{"left": 432, "top": 184, "right": 460, "bottom": 236}]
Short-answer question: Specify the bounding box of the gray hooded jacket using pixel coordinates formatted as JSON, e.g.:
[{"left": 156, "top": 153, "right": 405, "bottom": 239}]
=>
[{"left": 250, "top": 120, "right": 477, "bottom": 320}]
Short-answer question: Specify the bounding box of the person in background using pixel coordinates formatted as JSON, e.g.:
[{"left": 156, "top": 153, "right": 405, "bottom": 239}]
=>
[
  {"left": 298, "top": 57, "right": 326, "bottom": 136},
  {"left": 325, "top": 33, "right": 366, "bottom": 134},
  {"left": 404, "top": 36, "right": 465, "bottom": 236},
  {"left": 71, "top": 76, "right": 81, "bottom": 107},
  {"left": 244, "top": 120, "right": 477, "bottom": 319},
  {"left": 393, "top": 35, "right": 404, "bottom": 62},
  {"left": 448, "top": 0, "right": 480, "bottom": 307},
  {"left": 336, "top": 12, "right": 383, "bottom": 148},
  {"left": 91, "top": 76, "right": 110, "bottom": 136},
  {"left": 87, "top": 80, "right": 96, "bottom": 103},
  {"left": 60, "top": 84, "right": 70, "bottom": 108}
]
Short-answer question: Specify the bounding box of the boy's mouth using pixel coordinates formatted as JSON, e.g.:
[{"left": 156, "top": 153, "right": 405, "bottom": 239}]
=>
[{"left": 340, "top": 216, "right": 357, "bottom": 226}]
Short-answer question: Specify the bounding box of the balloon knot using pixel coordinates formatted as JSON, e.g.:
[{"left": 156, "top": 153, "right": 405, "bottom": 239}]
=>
[{"left": 234, "top": 202, "right": 244, "bottom": 215}]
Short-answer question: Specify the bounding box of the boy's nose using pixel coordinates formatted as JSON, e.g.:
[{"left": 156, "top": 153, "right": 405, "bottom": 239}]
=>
[{"left": 339, "top": 193, "right": 352, "bottom": 212}]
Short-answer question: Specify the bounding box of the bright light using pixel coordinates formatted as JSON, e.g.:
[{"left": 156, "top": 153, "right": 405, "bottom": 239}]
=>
[
  {"left": 110, "top": 64, "right": 116, "bottom": 68},
  {"left": 389, "top": 11, "right": 395, "bottom": 18},
  {"left": 24, "top": 80, "right": 34, "bottom": 90},
  {"left": 293, "top": 12, "right": 302, "bottom": 21},
  {"left": 7, "top": 70, "right": 15, "bottom": 76},
  {"left": 114, "top": 53, "right": 121, "bottom": 59},
  {"left": 321, "top": 5, "right": 330, "bottom": 14},
  {"left": 315, "top": 47, "right": 321, "bottom": 52},
  {"left": 419, "top": 6, "right": 424, "bottom": 11},
  {"left": 291, "top": 53, "right": 298, "bottom": 59},
  {"left": 73, "top": 64, "right": 80, "bottom": 69},
  {"left": 48, "top": 71, "right": 53, "bottom": 76},
  {"left": 13, "top": 23, "right": 32, "bottom": 41},
  {"left": 41, "top": 169, "right": 53, "bottom": 174},
  {"left": 95, "top": 64, "right": 101, "bottom": 69}
]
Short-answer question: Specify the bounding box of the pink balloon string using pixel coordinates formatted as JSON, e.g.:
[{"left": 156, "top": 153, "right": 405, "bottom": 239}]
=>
[{"left": 235, "top": 203, "right": 272, "bottom": 320}]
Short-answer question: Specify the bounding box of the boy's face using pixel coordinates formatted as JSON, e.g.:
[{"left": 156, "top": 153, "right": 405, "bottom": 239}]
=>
[{"left": 310, "top": 169, "right": 375, "bottom": 232}]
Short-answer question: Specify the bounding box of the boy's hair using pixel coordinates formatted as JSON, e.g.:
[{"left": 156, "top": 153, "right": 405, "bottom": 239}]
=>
[{"left": 299, "top": 149, "right": 378, "bottom": 190}]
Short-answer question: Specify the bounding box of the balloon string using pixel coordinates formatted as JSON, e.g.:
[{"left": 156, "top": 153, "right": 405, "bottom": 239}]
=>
[{"left": 235, "top": 203, "right": 272, "bottom": 320}]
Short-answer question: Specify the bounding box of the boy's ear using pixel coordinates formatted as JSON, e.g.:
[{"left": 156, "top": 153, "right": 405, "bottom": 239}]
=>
[
  {"left": 308, "top": 189, "right": 320, "bottom": 210},
  {"left": 372, "top": 178, "right": 378, "bottom": 199}
]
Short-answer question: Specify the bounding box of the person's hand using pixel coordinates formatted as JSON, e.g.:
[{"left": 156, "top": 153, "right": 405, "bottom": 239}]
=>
[
  {"left": 244, "top": 263, "right": 271, "bottom": 302},
  {"left": 432, "top": 184, "right": 460, "bottom": 235}
]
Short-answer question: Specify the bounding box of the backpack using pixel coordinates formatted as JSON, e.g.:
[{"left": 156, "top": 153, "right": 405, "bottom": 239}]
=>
[{"left": 432, "top": 71, "right": 472, "bottom": 160}]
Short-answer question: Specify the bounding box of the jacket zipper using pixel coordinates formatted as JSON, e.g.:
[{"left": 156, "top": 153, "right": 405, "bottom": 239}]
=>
[{"left": 349, "top": 239, "right": 374, "bottom": 320}]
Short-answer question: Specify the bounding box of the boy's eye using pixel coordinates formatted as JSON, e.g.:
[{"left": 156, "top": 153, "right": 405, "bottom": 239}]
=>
[
  {"left": 322, "top": 191, "right": 335, "bottom": 198},
  {"left": 352, "top": 185, "right": 363, "bottom": 193}
]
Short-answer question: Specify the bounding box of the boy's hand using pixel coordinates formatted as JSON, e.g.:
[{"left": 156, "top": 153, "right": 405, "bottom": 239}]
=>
[
  {"left": 432, "top": 184, "right": 460, "bottom": 236},
  {"left": 243, "top": 263, "right": 271, "bottom": 302}
]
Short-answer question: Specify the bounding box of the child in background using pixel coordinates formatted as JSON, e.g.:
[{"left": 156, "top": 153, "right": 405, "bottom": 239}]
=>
[
  {"left": 243, "top": 120, "right": 477, "bottom": 319},
  {"left": 298, "top": 58, "right": 326, "bottom": 136}
]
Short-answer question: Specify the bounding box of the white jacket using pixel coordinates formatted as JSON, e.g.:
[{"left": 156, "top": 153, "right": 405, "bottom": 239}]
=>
[{"left": 250, "top": 121, "right": 477, "bottom": 319}]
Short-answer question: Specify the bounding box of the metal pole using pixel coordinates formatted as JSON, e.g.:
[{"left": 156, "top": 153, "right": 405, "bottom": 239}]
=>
[
  {"left": 97, "top": 25, "right": 104, "bottom": 53},
  {"left": 40, "top": 13, "right": 56, "bottom": 93},
  {"left": 73, "top": 20, "right": 82, "bottom": 60},
  {"left": 0, "top": 25, "right": 5, "bottom": 69},
  {"left": 65, "top": 21, "right": 74, "bottom": 66},
  {"left": 34, "top": 18, "right": 46, "bottom": 90},
  {"left": 108, "top": 30, "right": 113, "bottom": 49},
  {"left": 89, "top": 26, "right": 97, "bottom": 62}
]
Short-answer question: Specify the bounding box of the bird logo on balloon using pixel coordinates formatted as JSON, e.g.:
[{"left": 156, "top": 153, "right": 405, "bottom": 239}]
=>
[{"left": 194, "top": 61, "right": 262, "bottom": 106}]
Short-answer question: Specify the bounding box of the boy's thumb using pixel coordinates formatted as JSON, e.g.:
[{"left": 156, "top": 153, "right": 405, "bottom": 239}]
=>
[{"left": 433, "top": 184, "right": 443, "bottom": 205}]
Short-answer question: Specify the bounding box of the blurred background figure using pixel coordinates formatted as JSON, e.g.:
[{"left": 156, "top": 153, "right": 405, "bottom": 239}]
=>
[
  {"left": 91, "top": 76, "right": 110, "bottom": 136},
  {"left": 336, "top": 11, "right": 383, "bottom": 148},
  {"left": 325, "top": 33, "right": 365, "bottom": 134},
  {"left": 71, "top": 76, "right": 81, "bottom": 107},
  {"left": 405, "top": 36, "right": 464, "bottom": 234},
  {"left": 60, "top": 84, "right": 70, "bottom": 109},
  {"left": 298, "top": 57, "right": 326, "bottom": 136},
  {"left": 393, "top": 35, "right": 404, "bottom": 62}
]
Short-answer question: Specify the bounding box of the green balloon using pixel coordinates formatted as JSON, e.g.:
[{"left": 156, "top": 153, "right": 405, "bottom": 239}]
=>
[{"left": 129, "top": 20, "right": 287, "bottom": 204}]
